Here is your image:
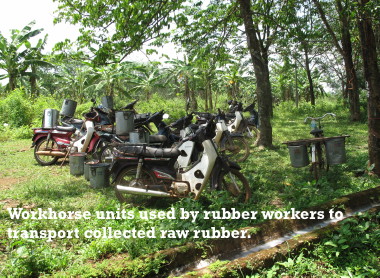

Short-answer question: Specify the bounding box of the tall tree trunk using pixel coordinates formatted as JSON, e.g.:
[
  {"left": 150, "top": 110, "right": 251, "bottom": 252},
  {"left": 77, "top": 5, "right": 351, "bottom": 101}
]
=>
[
  {"left": 337, "top": 0, "right": 360, "bottom": 121},
  {"left": 238, "top": 0, "right": 273, "bottom": 147},
  {"left": 312, "top": 0, "right": 360, "bottom": 121},
  {"left": 303, "top": 44, "right": 316, "bottom": 106},
  {"left": 356, "top": 0, "right": 380, "bottom": 176}
]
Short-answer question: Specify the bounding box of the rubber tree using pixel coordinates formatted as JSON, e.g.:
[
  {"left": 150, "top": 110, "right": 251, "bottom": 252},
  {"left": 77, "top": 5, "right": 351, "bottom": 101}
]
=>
[
  {"left": 355, "top": 0, "right": 380, "bottom": 176},
  {"left": 238, "top": 0, "right": 274, "bottom": 147},
  {"left": 312, "top": 0, "right": 361, "bottom": 121}
]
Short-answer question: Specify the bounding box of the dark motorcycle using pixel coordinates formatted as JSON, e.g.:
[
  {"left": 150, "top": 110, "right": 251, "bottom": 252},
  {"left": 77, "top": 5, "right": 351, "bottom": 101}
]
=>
[{"left": 111, "top": 117, "right": 251, "bottom": 204}]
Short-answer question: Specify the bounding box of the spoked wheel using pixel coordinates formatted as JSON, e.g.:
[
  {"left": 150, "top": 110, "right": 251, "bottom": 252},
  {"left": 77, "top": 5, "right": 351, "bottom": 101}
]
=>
[
  {"left": 244, "top": 125, "right": 260, "bottom": 143},
  {"left": 114, "top": 167, "right": 157, "bottom": 205},
  {"left": 34, "top": 138, "right": 60, "bottom": 166},
  {"left": 218, "top": 168, "right": 251, "bottom": 203},
  {"left": 223, "top": 136, "right": 250, "bottom": 163}
]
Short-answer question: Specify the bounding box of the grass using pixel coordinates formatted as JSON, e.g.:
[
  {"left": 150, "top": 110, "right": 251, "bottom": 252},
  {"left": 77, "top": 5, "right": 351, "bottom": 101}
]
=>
[{"left": 0, "top": 98, "right": 379, "bottom": 277}]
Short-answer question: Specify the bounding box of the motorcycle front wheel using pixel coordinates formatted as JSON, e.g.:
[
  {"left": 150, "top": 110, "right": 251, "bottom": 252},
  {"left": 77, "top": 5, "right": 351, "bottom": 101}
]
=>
[
  {"left": 218, "top": 168, "right": 251, "bottom": 203},
  {"left": 34, "top": 138, "right": 60, "bottom": 166},
  {"left": 223, "top": 136, "right": 250, "bottom": 163},
  {"left": 114, "top": 166, "right": 157, "bottom": 204}
]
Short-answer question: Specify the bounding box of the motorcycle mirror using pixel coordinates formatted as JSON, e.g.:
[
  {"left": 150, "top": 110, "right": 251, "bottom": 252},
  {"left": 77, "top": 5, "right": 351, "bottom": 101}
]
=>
[
  {"left": 91, "top": 98, "right": 96, "bottom": 104},
  {"left": 163, "top": 113, "right": 170, "bottom": 119}
]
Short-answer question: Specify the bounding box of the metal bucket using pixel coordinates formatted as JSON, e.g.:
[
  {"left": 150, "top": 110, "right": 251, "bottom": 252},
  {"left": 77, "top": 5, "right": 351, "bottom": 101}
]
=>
[
  {"left": 42, "top": 109, "right": 59, "bottom": 128},
  {"left": 288, "top": 145, "right": 309, "bottom": 168},
  {"left": 101, "top": 96, "right": 114, "bottom": 110},
  {"left": 115, "top": 111, "right": 135, "bottom": 135},
  {"left": 60, "top": 99, "right": 77, "bottom": 117},
  {"left": 69, "top": 152, "right": 87, "bottom": 176},
  {"left": 89, "top": 163, "right": 110, "bottom": 188},
  {"left": 325, "top": 138, "right": 346, "bottom": 165},
  {"left": 130, "top": 129, "right": 150, "bottom": 144},
  {"left": 84, "top": 160, "right": 99, "bottom": 181}
]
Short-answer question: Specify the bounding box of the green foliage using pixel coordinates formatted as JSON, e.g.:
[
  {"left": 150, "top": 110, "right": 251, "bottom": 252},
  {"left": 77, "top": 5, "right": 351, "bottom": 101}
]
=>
[
  {"left": 249, "top": 212, "right": 380, "bottom": 278},
  {"left": 0, "top": 89, "right": 33, "bottom": 127},
  {"left": 3, "top": 241, "right": 71, "bottom": 277}
]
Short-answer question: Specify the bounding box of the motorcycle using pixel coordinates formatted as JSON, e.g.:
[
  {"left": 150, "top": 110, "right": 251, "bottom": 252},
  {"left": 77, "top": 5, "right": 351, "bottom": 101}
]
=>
[
  {"left": 31, "top": 109, "right": 108, "bottom": 166},
  {"left": 195, "top": 110, "right": 250, "bottom": 163},
  {"left": 111, "top": 118, "right": 251, "bottom": 204},
  {"left": 98, "top": 111, "right": 194, "bottom": 164},
  {"left": 226, "top": 101, "right": 259, "bottom": 141}
]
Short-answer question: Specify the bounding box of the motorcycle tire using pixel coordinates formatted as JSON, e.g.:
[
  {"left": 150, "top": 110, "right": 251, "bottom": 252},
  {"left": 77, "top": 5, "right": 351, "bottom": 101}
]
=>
[
  {"left": 34, "top": 138, "right": 59, "bottom": 166},
  {"left": 114, "top": 166, "right": 157, "bottom": 205},
  {"left": 223, "top": 136, "right": 250, "bottom": 163},
  {"left": 245, "top": 125, "right": 259, "bottom": 141},
  {"left": 218, "top": 168, "right": 251, "bottom": 203}
]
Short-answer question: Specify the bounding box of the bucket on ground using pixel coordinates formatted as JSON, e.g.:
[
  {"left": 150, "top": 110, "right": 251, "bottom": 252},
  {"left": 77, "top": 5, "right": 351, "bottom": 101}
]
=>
[
  {"left": 288, "top": 145, "right": 309, "bottom": 168},
  {"left": 115, "top": 111, "right": 134, "bottom": 135},
  {"left": 325, "top": 137, "right": 347, "bottom": 165},
  {"left": 101, "top": 96, "right": 114, "bottom": 110},
  {"left": 84, "top": 160, "right": 99, "bottom": 181},
  {"left": 69, "top": 152, "right": 87, "bottom": 176},
  {"left": 42, "top": 109, "right": 59, "bottom": 128},
  {"left": 60, "top": 99, "right": 77, "bottom": 117},
  {"left": 129, "top": 129, "right": 150, "bottom": 144},
  {"left": 89, "top": 163, "right": 110, "bottom": 188}
]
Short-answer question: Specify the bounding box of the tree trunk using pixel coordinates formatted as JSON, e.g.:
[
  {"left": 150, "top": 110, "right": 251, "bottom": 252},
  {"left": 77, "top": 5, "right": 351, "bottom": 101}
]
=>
[
  {"left": 30, "top": 65, "right": 37, "bottom": 97},
  {"left": 238, "top": 0, "right": 273, "bottom": 147},
  {"left": 303, "top": 45, "right": 316, "bottom": 106},
  {"left": 337, "top": 0, "right": 360, "bottom": 121},
  {"left": 356, "top": 0, "right": 380, "bottom": 176},
  {"left": 312, "top": 0, "right": 360, "bottom": 120},
  {"left": 9, "top": 74, "right": 17, "bottom": 91},
  {"left": 208, "top": 78, "right": 213, "bottom": 111}
]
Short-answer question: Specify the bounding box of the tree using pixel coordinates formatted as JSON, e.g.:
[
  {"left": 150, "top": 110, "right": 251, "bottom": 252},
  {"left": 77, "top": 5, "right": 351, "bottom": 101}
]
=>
[
  {"left": 0, "top": 21, "right": 51, "bottom": 94},
  {"left": 312, "top": 0, "right": 361, "bottom": 121},
  {"left": 54, "top": 0, "right": 186, "bottom": 65},
  {"left": 355, "top": 0, "right": 380, "bottom": 176},
  {"left": 238, "top": 0, "right": 275, "bottom": 147},
  {"left": 127, "top": 64, "right": 166, "bottom": 101},
  {"left": 166, "top": 56, "right": 200, "bottom": 111}
]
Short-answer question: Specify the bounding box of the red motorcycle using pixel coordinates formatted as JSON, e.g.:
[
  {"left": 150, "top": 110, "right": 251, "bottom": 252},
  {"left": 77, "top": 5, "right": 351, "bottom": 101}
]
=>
[{"left": 32, "top": 110, "right": 108, "bottom": 166}]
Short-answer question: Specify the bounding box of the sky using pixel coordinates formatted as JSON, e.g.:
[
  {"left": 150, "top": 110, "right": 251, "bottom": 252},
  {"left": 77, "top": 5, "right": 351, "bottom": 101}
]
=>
[
  {"left": 0, "top": 0, "right": 80, "bottom": 51},
  {"left": 0, "top": 0, "right": 179, "bottom": 62}
]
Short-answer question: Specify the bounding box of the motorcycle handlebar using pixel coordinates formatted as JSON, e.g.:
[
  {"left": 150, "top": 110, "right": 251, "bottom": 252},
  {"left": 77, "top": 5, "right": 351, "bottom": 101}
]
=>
[{"left": 304, "top": 113, "right": 336, "bottom": 124}]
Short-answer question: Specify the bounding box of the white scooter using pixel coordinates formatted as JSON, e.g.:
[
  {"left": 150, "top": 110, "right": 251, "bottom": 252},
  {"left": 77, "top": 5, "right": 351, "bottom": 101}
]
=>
[{"left": 111, "top": 118, "right": 251, "bottom": 203}]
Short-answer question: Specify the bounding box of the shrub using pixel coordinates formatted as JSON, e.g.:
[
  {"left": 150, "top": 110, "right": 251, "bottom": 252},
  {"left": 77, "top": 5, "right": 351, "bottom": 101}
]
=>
[{"left": 0, "top": 89, "right": 33, "bottom": 127}]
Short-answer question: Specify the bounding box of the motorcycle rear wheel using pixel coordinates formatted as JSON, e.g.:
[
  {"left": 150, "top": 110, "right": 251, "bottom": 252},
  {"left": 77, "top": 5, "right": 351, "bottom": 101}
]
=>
[
  {"left": 218, "top": 168, "right": 251, "bottom": 203},
  {"left": 224, "top": 136, "right": 250, "bottom": 163},
  {"left": 114, "top": 166, "right": 157, "bottom": 205},
  {"left": 34, "top": 138, "right": 59, "bottom": 166}
]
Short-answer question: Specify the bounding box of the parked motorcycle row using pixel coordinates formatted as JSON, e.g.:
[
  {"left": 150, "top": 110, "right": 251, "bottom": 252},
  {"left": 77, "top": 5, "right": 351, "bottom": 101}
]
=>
[{"left": 31, "top": 97, "right": 259, "bottom": 203}]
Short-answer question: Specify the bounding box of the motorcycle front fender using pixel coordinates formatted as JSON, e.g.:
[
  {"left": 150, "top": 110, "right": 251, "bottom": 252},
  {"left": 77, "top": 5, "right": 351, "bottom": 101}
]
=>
[
  {"left": 31, "top": 133, "right": 48, "bottom": 147},
  {"left": 210, "top": 157, "right": 242, "bottom": 190}
]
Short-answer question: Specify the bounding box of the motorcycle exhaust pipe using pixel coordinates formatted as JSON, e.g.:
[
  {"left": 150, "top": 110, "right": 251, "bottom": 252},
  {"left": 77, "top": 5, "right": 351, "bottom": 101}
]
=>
[
  {"left": 35, "top": 151, "right": 66, "bottom": 157},
  {"left": 116, "top": 185, "right": 172, "bottom": 197}
]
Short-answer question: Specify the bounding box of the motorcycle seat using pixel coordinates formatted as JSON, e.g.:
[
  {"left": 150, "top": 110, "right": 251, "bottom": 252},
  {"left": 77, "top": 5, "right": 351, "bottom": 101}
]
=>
[
  {"left": 149, "top": 135, "right": 167, "bottom": 143},
  {"left": 56, "top": 126, "right": 76, "bottom": 132},
  {"left": 118, "top": 145, "right": 180, "bottom": 158}
]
